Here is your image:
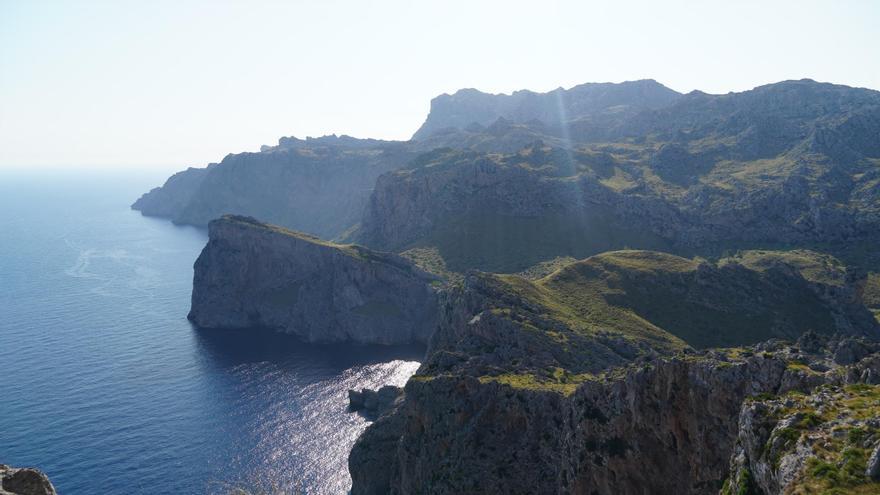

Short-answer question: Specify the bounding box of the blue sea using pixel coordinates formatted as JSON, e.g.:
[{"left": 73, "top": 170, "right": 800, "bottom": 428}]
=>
[{"left": 0, "top": 169, "right": 422, "bottom": 494}]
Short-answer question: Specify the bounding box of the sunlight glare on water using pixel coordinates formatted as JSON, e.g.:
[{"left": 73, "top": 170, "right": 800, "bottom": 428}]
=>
[{"left": 0, "top": 169, "right": 422, "bottom": 494}]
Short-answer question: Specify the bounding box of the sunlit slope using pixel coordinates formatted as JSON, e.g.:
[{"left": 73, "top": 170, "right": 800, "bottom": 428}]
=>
[{"left": 423, "top": 250, "right": 879, "bottom": 384}]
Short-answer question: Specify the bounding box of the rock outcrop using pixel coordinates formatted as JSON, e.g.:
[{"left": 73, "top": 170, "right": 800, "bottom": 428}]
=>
[
  {"left": 350, "top": 337, "right": 880, "bottom": 494},
  {"left": 726, "top": 377, "right": 880, "bottom": 494},
  {"left": 348, "top": 385, "right": 403, "bottom": 419},
  {"left": 0, "top": 465, "right": 55, "bottom": 495},
  {"left": 188, "top": 215, "right": 440, "bottom": 344}
]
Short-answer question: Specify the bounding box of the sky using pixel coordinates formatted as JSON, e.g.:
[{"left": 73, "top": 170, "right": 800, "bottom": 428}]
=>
[{"left": 1, "top": 0, "right": 878, "bottom": 169}]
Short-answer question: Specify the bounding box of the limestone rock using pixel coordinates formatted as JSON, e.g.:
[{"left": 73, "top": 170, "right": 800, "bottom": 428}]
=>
[
  {"left": 726, "top": 380, "right": 880, "bottom": 494},
  {"left": 411, "top": 79, "right": 681, "bottom": 141},
  {"left": 348, "top": 385, "right": 403, "bottom": 418},
  {"left": 188, "top": 215, "right": 440, "bottom": 344},
  {"left": 834, "top": 337, "right": 872, "bottom": 365},
  {"left": 0, "top": 465, "right": 56, "bottom": 495},
  {"left": 867, "top": 443, "right": 880, "bottom": 481},
  {"left": 350, "top": 327, "right": 880, "bottom": 493},
  {"left": 133, "top": 137, "right": 415, "bottom": 240}
]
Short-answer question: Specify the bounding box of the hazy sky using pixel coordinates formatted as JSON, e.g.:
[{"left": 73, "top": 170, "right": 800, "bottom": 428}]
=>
[{"left": 1, "top": 0, "right": 878, "bottom": 168}]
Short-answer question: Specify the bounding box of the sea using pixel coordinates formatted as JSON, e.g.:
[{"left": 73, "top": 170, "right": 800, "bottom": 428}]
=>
[{"left": 0, "top": 168, "right": 422, "bottom": 494}]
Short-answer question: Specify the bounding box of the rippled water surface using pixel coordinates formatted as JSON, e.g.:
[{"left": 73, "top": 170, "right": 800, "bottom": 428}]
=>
[{"left": 0, "top": 169, "right": 422, "bottom": 494}]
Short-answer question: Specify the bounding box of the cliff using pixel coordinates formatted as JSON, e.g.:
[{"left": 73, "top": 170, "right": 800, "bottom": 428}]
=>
[
  {"left": 351, "top": 337, "right": 880, "bottom": 494},
  {"left": 131, "top": 165, "right": 214, "bottom": 219},
  {"left": 133, "top": 137, "right": 416, "bottom": 239},
  {"left": 726, "top": 374, "right": 880, "bottom": 494},
  {"left": 137, "top": 80, "right": 880, "bottom": 259},
  {"left": 187, "top": 215, "right": 440, "bottom": 344},
  {"left": 348, "top": 250, "right": 880, "bottom": 494},
  {"left": 0, "top": 465, "right": 56, "bottom": 495}
]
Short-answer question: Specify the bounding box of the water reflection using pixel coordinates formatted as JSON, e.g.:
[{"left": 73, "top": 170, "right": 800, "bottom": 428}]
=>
[
  {"left": 192, "top": 325, "right": 425, "bottom": 370},
  {"left": 190, "top": 325, "right": 424, "bottom": 494}
]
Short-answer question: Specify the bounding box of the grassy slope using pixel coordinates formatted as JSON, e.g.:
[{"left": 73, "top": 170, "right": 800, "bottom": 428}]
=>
[
  {"left": 455, "top": 249, "right": 870, "bottom": 393},
  {"left": 498, "top": 249, "right": 847, "bottom": 350}
]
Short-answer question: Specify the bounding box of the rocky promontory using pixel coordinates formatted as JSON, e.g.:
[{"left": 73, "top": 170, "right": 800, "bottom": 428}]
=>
[
  {"left": 133, "top": 137, "right": 416, "bottom": 239},
  {"left": 188, "top": 215, "right": 440, "bottom": 344}
]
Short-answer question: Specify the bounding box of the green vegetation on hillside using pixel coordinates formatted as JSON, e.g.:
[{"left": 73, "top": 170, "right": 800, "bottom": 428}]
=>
[
  {"left": 487, "top": 250, "right": 856, "bottom": 352},
  {"left": 727, "top": 249, "right": 848, "bottom": 286},
  {"left": 373, "top": 139, "right": 880, "bottom": 274},
  {"left": 430, "top": 248, "right": 880, "bottom": 394},
  {"left": 426, "top": 209, "right": 673, "bottom": 274}
]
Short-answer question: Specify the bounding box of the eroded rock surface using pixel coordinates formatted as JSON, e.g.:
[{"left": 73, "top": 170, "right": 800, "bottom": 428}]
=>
[
  {"left": 0, "top": 466, "right": 55, "bottom": 495},
  {"left": 726, "top": 374, "right": 880, "bottom": 494}
]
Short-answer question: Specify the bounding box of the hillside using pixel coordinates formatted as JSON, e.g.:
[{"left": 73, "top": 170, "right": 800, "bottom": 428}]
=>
[
  {"left": 418, "top": 249, "right": 878, "bottom": 386},
  {"left": 359, "top": 80, "right": 880, "bottom": 273},
  {"left": 351, "top": 331, "right": 880, "bottom": 494},
  {"left": 348, "top": 248, "right": 880, "bottom": 494},
  {"left": 727, "top": 383, "right": 880, "bottom": 494}
]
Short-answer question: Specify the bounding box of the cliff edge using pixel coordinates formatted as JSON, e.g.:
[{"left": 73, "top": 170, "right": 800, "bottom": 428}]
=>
[
  {"left": 188, "top": 215, "right": 440, "bottom": 344},
  {"left": 348, "top": 250, "right": 880, "bottom": 494}
]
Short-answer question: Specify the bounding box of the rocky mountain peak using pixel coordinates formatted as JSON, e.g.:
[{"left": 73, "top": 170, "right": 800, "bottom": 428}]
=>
[{"left": 412, "top": 79, "right": 683, "bottom": 140}]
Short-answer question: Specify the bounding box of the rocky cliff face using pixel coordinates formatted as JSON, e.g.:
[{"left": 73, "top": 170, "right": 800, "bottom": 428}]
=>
[
  {"left": 725, "top": 356, "right": 880, "bottom": 494},
  {"left": 350, "top": 337, "right": 880, "bottom": 495},
  {"left": 360, "top": 90, "right": 880, "bottom": 273},
  {"left": 188, "top": 215, "right": 440, "bottom": 344},
  {"left": 348, "top": 248, "right": 880, "bottom": 494},
  {"left": 133, "top": 136, "right": 416, "bottom": 239},
  {"left": 134, "top": 80, "right": 684, "bottom": 237},
  {"left": 136, "top": 80, "right": 880, "bottom": 261},
  {"left": 0, "top": 465, "right": 56, "bottom": 495},
  {"left": 359, "top": 146, "right": 680, "bottom": 272},
  {"left": 411, "top": 79, "right": 682, "bottom": 141},
  {"left": 131, "top": 165, "right": 214, "bottom": 219}
]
